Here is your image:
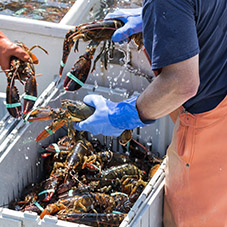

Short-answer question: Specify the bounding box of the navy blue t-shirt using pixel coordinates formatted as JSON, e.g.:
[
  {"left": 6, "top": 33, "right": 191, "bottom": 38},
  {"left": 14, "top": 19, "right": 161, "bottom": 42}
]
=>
[{"left": 142, "top": 0, "right": 227, "bottom": 114}]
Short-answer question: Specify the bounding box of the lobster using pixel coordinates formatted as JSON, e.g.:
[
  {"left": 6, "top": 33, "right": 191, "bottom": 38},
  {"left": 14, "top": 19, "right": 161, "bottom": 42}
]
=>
[
  {"left": 57, "top": 212, "right": 126, "bottom": 227},
  {"left": 88, "top": 163, "right": 146, "bottom": 193},
  {"left": 3, "top": 41, "right": 48, "bottom": 118},
  {"left": 41, "top": 133, "right": 86, "bottom": 159},
  {"left": 83, "top": 150, "right": 132, "bottom": 174},
  {"left": 61, "top": 139, "right": 94, "bottom": 173},
  {"left": 38, "top": 171, "right": 65, "bottom": 202},
  {"left": 23, "top": 99, "right": 95, "bottom": 141},
  {"left": 40, "top": 192, "right": 116, "bottom": 219},
  {"left": 24, "top": 99, "right": 133, "bottom": 145},
  {"left": 8, "top": 182, "right": 40, "bottom": 211},
  {"left": 40, "top": 195, "right": 77, "bottom": 219},
  {"left": 59, "top": 19, "right": 143, "bottom": 91},
  {"left": 39, "top": 138, "right": 94, "bottom": 202}
]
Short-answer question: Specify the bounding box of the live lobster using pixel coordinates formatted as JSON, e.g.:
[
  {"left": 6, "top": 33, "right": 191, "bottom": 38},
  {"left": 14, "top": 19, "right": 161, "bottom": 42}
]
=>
[
  {"left": 24, "top": 99, "right": 132, "bottom": 146},
  {"left": 3, "top": 41, "right": 48, "bottom": 118},
  {"left": 59, "top": 19, "right": 143, "bottom": 91}
]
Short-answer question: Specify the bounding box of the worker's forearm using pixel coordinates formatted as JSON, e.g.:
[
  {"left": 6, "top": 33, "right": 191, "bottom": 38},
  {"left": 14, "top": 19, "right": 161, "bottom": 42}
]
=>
[{"left": 136, "top": 55, "right": 199, "bottom": 121}]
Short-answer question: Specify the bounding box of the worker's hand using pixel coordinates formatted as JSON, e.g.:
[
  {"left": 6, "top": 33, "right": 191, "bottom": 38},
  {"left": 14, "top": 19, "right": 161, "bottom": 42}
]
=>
[
  {"left": 74, "top": 94, "right": 150, "bottom": 136},
  {"left": 105, "top": 7, "right": 142, "bottom": 43},
  {"left": 0, "top": 31, "right": 30, "bottom": 71}
]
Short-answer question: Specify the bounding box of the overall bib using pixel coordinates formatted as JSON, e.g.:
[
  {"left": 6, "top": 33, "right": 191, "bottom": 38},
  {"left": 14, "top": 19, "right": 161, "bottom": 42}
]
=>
[{"left": 164, "top": 95, "right": 227, "bottom": 227}]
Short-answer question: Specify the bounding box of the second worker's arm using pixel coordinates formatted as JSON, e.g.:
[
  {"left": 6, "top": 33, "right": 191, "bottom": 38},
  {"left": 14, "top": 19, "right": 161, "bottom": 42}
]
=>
[{"left": 137, "top": 55, "right": 199, "bottom": 121}]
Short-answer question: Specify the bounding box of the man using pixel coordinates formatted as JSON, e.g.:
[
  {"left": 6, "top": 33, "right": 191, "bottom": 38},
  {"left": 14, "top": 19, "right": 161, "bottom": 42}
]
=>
[
  {"left": 75, "top": 1, "right": 227, "bottom": 226},
  {"left": 0, "top": 30, "right": 30, "bottom": 71}
]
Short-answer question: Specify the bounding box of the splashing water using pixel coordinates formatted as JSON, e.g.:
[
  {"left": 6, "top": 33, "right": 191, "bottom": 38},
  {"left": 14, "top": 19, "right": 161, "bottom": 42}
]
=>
[
  {"left": 24, "top": 154, "right": 29, "bottom": 160},
  {"left": 49, "top": 89, "right": 67, "bottom": 103}
]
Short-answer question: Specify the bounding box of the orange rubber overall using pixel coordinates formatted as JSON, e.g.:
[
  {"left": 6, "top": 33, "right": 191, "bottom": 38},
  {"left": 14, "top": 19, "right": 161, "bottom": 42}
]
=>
[{"left": 164, "top": 95, "right": 227, "bottom": 227}]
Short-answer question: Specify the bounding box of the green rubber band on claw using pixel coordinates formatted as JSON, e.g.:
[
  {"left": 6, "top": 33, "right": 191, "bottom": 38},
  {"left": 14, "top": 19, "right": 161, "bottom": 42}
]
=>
[
  {"left": 38, "top": 189, "right": 55, "bottom": 196},
  {"left": 52, "top": 143, "right": 60, "bottom": 153},
  {"left": 67, "top": 72, "right": 84, "bottom": 87},
  {"left": 60, "top": 60, "right": 65, "bottom": 67},
  {"left": 6, "top": 103, "right": 21, "bottom": 108},
  {"left": 45, "top": 126, "right": 54, "bottom": 135},
  {"left": 112, "top": 211, "right": 123, "bottom": 214},
  {"left": 126, "top": 141, "right": 130, "bottom": 153},
  {"left": 24, "top": 94, "right": 37, "bottom": 101},
  {"left": 33, "top": 202, "right": 44, "bottom": 211}
]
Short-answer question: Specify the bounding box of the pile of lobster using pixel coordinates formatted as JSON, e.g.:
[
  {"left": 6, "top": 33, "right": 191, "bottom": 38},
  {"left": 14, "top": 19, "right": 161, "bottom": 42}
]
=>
[{"left": 10, "top": 132, "right": 162, "bottom": 226}]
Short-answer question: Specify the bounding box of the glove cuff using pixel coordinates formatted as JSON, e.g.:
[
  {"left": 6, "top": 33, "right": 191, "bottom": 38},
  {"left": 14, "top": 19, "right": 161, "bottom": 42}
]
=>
[{"left": 107, "top": 96, "right": 154, "bottom": 130}]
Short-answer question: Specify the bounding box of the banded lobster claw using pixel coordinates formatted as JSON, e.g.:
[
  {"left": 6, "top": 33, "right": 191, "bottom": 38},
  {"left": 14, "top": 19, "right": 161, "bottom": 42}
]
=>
[
  {"left": 23, "top": 106, "right": 68, "bottom": 141},
  {"left": 23, "top": 100, "right": 95, "bottom": 141},
  {"left": 4, "top": 41, "right": 48, "bottom": 118},
  {"left": 24, "top": 99, "right": 132, "bottom": 145}
]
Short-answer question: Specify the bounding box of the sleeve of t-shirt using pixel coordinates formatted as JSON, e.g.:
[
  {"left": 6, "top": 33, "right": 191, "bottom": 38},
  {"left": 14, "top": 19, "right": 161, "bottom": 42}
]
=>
[{"left": 142, "top": 0, "right": 200, "bottom": 70}]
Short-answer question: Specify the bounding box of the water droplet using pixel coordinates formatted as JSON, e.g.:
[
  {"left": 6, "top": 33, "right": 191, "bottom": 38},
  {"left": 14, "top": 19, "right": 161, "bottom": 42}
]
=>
[{"left": 156, "top": 129, "right": 160, "bottom": 135}]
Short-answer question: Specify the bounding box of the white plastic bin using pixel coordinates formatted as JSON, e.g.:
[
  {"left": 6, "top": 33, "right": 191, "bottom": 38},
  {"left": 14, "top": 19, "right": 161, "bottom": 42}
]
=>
[{"left": 0, "top": 80, "right": 171, "bottom": 227}]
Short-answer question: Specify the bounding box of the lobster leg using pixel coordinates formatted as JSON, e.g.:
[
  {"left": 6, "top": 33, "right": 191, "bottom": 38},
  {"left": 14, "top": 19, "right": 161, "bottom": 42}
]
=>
[{"left": 91, "top": 40, "right": 106, "bottom": 73}]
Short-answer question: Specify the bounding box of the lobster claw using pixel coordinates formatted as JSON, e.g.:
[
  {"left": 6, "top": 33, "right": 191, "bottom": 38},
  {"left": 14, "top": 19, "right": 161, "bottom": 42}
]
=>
[
  {"left": 23, "top": 106, "right": 56, "bottom": 121},
  {"left": 23, "top": 75, "right": 38, "bottom": 115},
  {"left": 6, "top": 80, "right": 22, "bottom": 119},
  {"left": 38, "top": 177, "right": 60, "bottom": 202},
  {"left": 59, "top": 28, "right": 78, "bottom": 77},
  {"left": 64, "top": 53, "right": 91, "bottom": 91},
  {"left": 63, "top": 40, "right": 99, "bottom": 91},
  {"left": 35, "top": 120, "right": 66, "bottom": 141},
  {"left": 23, "top": 106, "right": 67, "bottom": 141}
]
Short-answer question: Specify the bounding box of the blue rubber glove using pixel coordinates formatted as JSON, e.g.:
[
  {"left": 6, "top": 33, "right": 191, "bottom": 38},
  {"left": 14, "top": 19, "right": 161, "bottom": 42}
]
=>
[
  {"left": 105, "top": 7, "right": 142, "bottom": 43},
  {"left": 74, "top": 94, "right": 153, "bottom": 136}
]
